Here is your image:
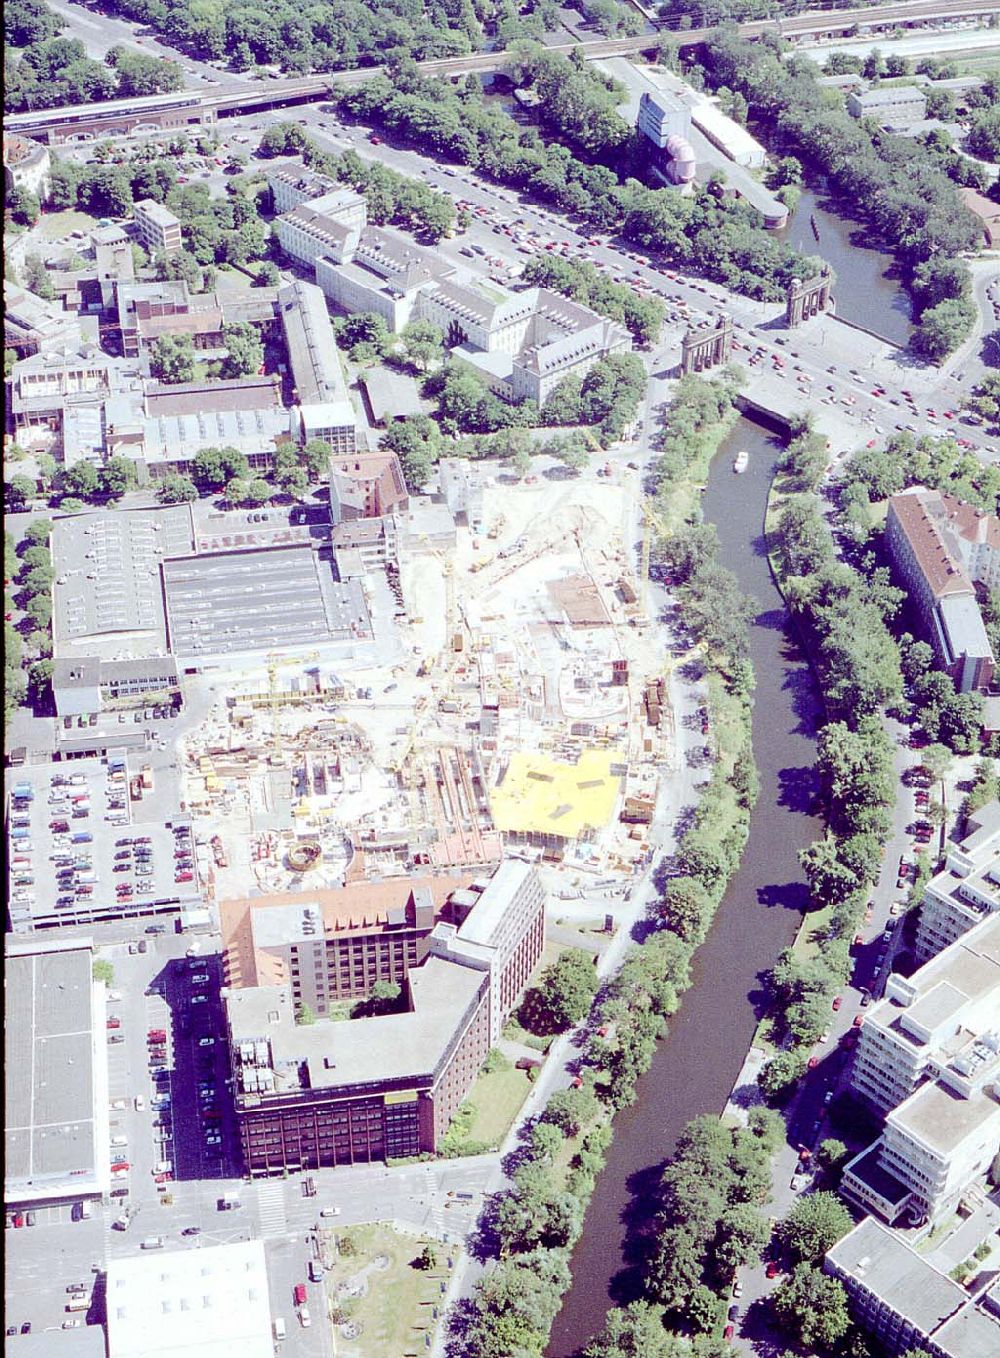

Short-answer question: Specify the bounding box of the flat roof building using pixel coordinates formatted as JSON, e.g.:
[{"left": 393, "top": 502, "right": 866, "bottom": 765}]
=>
[
  {"left": 915, "top": 800, "right": 1000, "bottom": 964},
  {"left": 52, "top": 654, "right": 180, "bottom": 717},
  {"left": 4, "top": 281, "right": 84, "bottom": 358},
  {"left": 847, "top": 85, "right": 928, "bottom": 126},
  {"left": 106, "top": 1241, "right": 272, "bottom": 1358},
  {"left": 162, "top": 544, "right": 371, "bottom": 665},
  {"left": 4, "top": 939, "right": 108, "bottom": 1207},
  {"left": 132, "top": 198, "right": 183, "bottom": 256},
  {"left": 690, "top": 99, "right": 766, "bottom": 168},
  {"left": 224, "top": 858, "right": 545, "bottom": 1173},
  {"left": 842, "top": 913, "right": 1000, "bottom": 1227},
  {"left": 826, "top": 1217, "right": 1000, "bottom": 1357}
]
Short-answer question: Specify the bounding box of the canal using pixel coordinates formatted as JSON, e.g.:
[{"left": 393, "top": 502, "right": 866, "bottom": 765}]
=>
[
  {"left": 547, "top": 419, "right": 826, "bottom": 1356},
  {"left": 781, "top": 182, "right": 913, "bottom": 348}
]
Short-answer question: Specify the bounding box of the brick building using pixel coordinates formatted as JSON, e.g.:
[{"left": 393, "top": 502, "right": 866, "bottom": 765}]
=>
[
  {"left": 885, "top": 489, "right": 997, "bottom": 694},
  {"left": 222, "top": 859, "right": 546, "bottom": 1173}
]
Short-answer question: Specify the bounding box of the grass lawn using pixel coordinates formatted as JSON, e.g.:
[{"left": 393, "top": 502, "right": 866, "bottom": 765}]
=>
[
  {"left": 36, "top": 209, "right": 98, "bottom": 241},
  {"left": 215, "top": 263, "right": 255, "bottom": 290},
  {"left": 321, "top": 1223, "right": 453, "bottom": 1358},
  {"left": 501, "top": 1017, "right": 550, "bottom": 1053},
  {"left": 463, "top": 1065, "right": 533, "bottom": 1146}
]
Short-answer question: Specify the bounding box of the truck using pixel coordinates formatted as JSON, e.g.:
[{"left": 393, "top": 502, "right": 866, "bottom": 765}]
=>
[{"left": 273, "top": 1318, "right": 286, "bottom": 1342}]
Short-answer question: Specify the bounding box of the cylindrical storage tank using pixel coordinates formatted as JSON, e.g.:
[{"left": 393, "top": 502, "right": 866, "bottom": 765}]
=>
[{"left": 665, "top": 134, "right": 696, "bottom": 184}]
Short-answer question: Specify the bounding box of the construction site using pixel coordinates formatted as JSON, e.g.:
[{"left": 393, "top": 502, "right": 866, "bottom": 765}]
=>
[{"left": 177, "top": 471, "right": 675, "bottom": 909}]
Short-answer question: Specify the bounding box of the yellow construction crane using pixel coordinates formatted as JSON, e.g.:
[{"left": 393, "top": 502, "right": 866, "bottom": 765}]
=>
[{"left": 265, "top": 651, "right": 320, "bottom": 762}]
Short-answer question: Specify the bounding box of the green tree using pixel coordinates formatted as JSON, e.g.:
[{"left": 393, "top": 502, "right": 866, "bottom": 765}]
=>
[
  {"left": 381, "top": 416, "right": 441, "bottom": 491},
  {"left": 156, "top": 475, "right": 198, "bottom": 504},
  {"left": 224, "top": 477, "right": 248, "bottom": 507},
  {"left": 368, "top": 979, "right": 401, "bottom": 1015},
  {"left": 773, "top": 1263, "right": 851, "bottom": 1352},
  {"left": 23, "top": 254, "right": 54, "bottom": 299},
  {"left": 715, "top": 1200, "right": 770, "bottom": 1272},
  {"left": 659, "top": 876, "right": 712, "bottom": 943},
  {"left": 759, "top": 1049, "right": 807, "bottom": 1105},
  {"left": 93, "top": 959, "right": 115, "bottom": 986},
  {"left": 417, "top": 1243, "right": 438, "bottom": 1270},
  {"left": 149, "top": 334, "right": 195, "bottom": 384},
  {"left": 221, "top": 322, "right": 264, "bottom": 379},
  {"left": 23, "top": 518, "right": 53, "bottom": 546},
  {"left": 6, "top": 475, "right": 36, "bottom": 511},
  {"left": 61, "top": 461, "right": 100, "bottom": 500},
  {"left": 780, "top": 1192, "right": 853, "bottom": 1264},
  {"left": 542, "top": 1084, "right": 599, "bottom": 1138},
  {"left": 8, "top": 186, "right": 41, "bottom": 226},
  {"left": 300, "top": 439, "right": 332, "bottom": 481},
  {"left": 244, "top": 478, "right": 272, "bottom": 506},
  {"left": 400, "top": 317, "right": 444, "bottom": 372},
  {"left": 26, "top": 594, "right": 52, "bottom": 628},
  {"left": 688, "top": 1283, "right": 724, "bottom": 1334},
  {"left": 295, "top": 1002, "right": 317, "bottom": 1025},
  {"left": 520, "top": 949, "right": 598, "bottom": 1035},
  {"left": 581, "top": 1302, "right": 677, "bottom": 1358},
  {"left": 913, "top": 297, "right": 976, "bottom": 363},
  {"left": 817, "top": 1138, "right": 850, "bottom": 1177},
  {"left": 99, "top": 456, "right": 137, "bottom": 499},
  {"left": 20, "top": 542, "right": 50, "bottom": 570}
]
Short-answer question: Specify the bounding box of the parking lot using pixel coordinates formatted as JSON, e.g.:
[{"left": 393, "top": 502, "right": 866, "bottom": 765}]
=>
[{"left": 8, "top": 759, "right": 201, "bottom": 932}]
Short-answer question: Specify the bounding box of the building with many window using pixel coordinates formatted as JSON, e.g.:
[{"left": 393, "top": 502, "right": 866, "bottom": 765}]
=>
[
  {"left": 847, "top": 85, "right": 929, "bottom": 126},
  {"left": 825, "top": 1217, "right": 1000, "bottom": 1357},
  {"left": 273, "top": 190, "right": 630, "bottom": 405},
  {"left": 885, "top": 489, "right": 998, "bottom": 693},
  {"left": 222, "top": 859, "right": 546, "bottom": 1173},
  {"left": 914, "top": 801, "right": 1000, "bottom": 964},
  {"left": 277, "top": 278, "right": 356, "bottom": 452},
  {"left": 132, "top": 198, "right": 183, "bottom": 256},
  {"left": 841, "top": 913, "right": 1000, "bottom": 1227}
]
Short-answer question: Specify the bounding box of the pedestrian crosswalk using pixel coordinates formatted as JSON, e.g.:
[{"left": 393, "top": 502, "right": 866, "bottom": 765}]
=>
[{"left": 256, "top": 1181, "right": 287, "bottom": 1236}]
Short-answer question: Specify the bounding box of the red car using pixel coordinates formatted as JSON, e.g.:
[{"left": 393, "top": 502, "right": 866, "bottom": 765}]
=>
[
  {"left": 107, "top": 1017, "right": 121, "bottom": 1030},
  {"left": 110, "top": 1161, "right": 129, "bottom": 1173},
  {"left": 807, "top": 1056, "right": 819, "bottom": 1069},
  {"left": 853, "top": 1014, "right": 863, "bottom": 1027},
  {"left": 293, "top": 1283, "right": 307, "bottom": 1307},
  {"left": 724, "top": 1325, "right": 734, "bottom": 1341},
  {"left": 766, "top": 1260, "right": 780, "bottom": 1278},
  {"left": 175, "top": 871, "right": 194, "bottom": 883},
  {"left": 154, "top": 1173, "right": 172, "bottom": 1184},
  {"left": 369, "top": 134, "right": 381, "bottom": 145},
  {"left": 832, "top": 996, "right": 842, "bottom": 1012},
  {"left": 148, "top": 1030, "right": 167, "bottom": 1043}
]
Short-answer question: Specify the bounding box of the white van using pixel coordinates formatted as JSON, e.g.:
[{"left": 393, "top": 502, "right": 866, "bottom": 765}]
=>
[
  {"left": 273, "top": 1318, "right": 286, "bottom": 1341},
  {"left": 298, "top": 1306, "right": 311, "bottom": 1328},
  {"left": 140, "top": 1236, "right": 165, "bottom": 1250},
  {"left": 153, "top": 1160, "right": 173, "bottom": 1174},
  {"left": 319, "top": 1207, "right": 340, "bottom": 1218},
  {"left": 111, "top": 1135, "right": 128, "bottom": 1148}
]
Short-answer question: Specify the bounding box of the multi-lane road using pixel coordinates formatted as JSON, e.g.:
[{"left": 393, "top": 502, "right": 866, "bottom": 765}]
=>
[{"left": 8, "top": 0, "right": 999, "bottom": 140}]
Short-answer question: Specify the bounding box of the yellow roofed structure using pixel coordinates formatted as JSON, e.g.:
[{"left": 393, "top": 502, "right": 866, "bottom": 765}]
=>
[{"left": 490, "top": 748, "right": 625, "bottom": 842}]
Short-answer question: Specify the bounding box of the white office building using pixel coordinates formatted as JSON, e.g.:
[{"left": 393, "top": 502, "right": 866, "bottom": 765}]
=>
[
  {"left": 841, "top": 913, "right": 1000, "bottom": 1226},
  {"left": 915, "top": 801, "right": 1000, "bottom": 964}
]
